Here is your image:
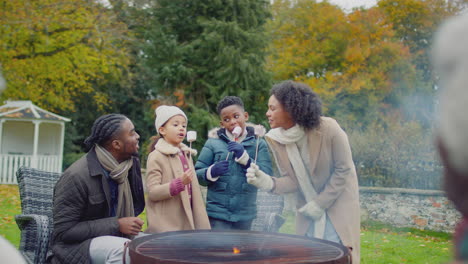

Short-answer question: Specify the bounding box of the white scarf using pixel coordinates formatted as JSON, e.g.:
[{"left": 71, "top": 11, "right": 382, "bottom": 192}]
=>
[
  {"left": 265, "top": 124, "right": 304, "bottom": 144},
  {"left": 266, "top": 125, "right": 326, "bottom": 238}
]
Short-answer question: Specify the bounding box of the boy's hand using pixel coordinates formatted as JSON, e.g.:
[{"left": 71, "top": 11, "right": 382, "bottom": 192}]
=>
[
  {"left": 228, "top": 141, "right": 245, "bottom": 159},
  {"left": 211, "top": 160, "right": 229, "bottom": 177},
  {"left": 181, "top": 169, "right": 194, "bottom": 185}
]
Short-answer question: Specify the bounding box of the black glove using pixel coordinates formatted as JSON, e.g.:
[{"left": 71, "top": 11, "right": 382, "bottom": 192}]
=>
[
  {"left": 210, "top": 160, "right": 229, "bottom": 177},
  {"left": 228, "top": 141, "right": 245, "bottom": 159}
]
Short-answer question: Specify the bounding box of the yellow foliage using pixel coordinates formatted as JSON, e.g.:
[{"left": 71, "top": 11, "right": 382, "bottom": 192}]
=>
[
  {"left": 267, "top": 0, "right": 414, "bottom": 114},
  {"left": 0, "top": 0, "right": 131, "bottom": 112}
]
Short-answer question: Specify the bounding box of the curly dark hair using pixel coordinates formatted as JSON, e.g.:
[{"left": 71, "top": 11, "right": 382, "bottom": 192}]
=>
[
  {"left": 270, "top": 80, "right": 322, "bottom": 129},
  {"left": 216, "top": 96, "right": 245, "bottom": 115},
  {"left": 84, "top": 114, "right": 128, "bottom": 151}
]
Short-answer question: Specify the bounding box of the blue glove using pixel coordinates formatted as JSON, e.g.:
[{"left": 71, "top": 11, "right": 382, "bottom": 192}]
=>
[
  {"left": 228, "top": 141, "right": 245, "bottom": 159},
  {"left": 210, "top": 160, "right": 229, "bottom": 177}
]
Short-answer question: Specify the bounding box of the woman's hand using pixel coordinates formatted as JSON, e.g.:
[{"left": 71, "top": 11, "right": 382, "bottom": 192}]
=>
[
  {"left": 298, "top": 200, "right": 325, "bottom": 220},
  {"left": 246, "top": 163, "right": 274, "bottom": 191},
  {"left": 181, "top": 169, "right": 194, "bottom": 185}
]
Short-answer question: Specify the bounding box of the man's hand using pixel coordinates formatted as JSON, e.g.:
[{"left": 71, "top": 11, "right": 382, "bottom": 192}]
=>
[
  {"left": 181, "top": 169, "right": 194, "bottom": 185},
  {"left": 118, "top": 217, "right": 144, "bottom": 236}
]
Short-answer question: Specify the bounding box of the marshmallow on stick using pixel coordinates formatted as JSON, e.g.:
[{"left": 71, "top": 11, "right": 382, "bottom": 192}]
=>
[
  {"left": 254, "top": 125, "right": 266, "bottom": 137},
  {"left": 186, "top": 131, "right": 197, "bottom": 159},
  {"left": 187, "top": 131, "right": 197, "bottom": 142},
  {"left": 232, "top": 126, "right": 242, "bottom": 140},
  {"left": 254, "top": 125, "right": 266, "bottom": 163},
  {"left": 226, "top": 126, "right": 242, "bottom": 160}
]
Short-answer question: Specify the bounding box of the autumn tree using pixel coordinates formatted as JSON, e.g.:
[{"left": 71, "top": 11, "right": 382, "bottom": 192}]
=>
[
  {"left": 267, "top": 0, "right": 348, "bottom": 81},
  {"left": 0, "top": 0, "right": 132, "bottom": 113},
  {"left": 378, "top": 0, "right": 463, "bottom": 82},
  {"left": 0, "top": 0, "right": 151, "bottom": 165},
  {"left": 267, "top": 0, "right": 415, "bottom": 126},
  {"left": 141, "top": 0, "right": 272, "bottom": 145},
  {"left": 375, "top": 0, "right": 465, "bottom": 126}
]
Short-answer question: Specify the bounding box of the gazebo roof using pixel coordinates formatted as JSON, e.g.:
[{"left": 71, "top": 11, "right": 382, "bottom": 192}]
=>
[{"left": 0, "top": 100, "right": 70, "bottom": 122}]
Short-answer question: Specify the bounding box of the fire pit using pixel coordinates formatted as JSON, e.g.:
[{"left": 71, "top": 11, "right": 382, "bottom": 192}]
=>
[{"left": 129, "top": 230, "right": 350, "bottom": 263}]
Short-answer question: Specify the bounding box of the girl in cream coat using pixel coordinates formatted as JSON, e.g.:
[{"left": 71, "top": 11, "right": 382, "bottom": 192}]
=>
[
  {"left": 247, "top": 81, "right": 360, "bottom": 263},
  {"left": 145, "top": 105, "right": 210, "bottom": 233}
]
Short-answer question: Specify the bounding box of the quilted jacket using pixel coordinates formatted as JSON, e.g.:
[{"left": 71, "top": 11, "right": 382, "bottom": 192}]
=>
[
  {"left": 49, "top": 147, "right": 145, "bottom": 264},
  {"left": 195, "top": 126, "right": 272, "bottom": 222}
]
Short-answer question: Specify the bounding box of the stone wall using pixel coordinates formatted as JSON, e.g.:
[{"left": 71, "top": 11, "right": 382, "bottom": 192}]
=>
[
  {"left": 283, "top": 187, "right": 461, "bottom": 232},
  {"left": 359, "top": 187, "right": 461, "bottom": 233}
]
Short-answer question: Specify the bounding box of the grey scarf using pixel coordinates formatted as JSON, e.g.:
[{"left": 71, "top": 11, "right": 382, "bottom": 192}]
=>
[{"left": 95, "top": 144, "right": 135, "bottom": 218}]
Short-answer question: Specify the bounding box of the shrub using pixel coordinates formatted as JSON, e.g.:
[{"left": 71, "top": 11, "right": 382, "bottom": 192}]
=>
[{"left": 348, "top": 118, "right": 443, "bottom": 190}]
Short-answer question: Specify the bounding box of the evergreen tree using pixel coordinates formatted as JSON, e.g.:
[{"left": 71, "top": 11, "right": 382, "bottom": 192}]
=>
[{"left": 142, "top": 0, "right": 272, "bottom": 146}]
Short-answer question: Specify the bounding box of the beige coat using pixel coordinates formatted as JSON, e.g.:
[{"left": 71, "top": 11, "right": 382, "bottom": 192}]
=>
[
  {"left": 266, "top": 117, "right": 360, "bottom": 263},
  {"left": 145, "top": 139, "right": 210, "bottom": 233}
]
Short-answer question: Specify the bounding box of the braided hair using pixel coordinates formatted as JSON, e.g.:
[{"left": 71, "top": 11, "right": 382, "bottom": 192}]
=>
[
  {"left": 271, "top": 81, "right": 322, "bottom": 129},
  {"left": 84, "top": 114, "right": 128, "bottom": 151}
]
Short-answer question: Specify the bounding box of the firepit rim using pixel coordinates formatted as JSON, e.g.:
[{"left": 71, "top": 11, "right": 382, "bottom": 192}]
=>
[{"left": 129, "top": 229, "right": 351, "bottom": 264}]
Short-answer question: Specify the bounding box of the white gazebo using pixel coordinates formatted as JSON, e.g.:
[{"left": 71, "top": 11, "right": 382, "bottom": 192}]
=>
[{"left": 0, "top": 100, "right": 70, "bottom": 184}]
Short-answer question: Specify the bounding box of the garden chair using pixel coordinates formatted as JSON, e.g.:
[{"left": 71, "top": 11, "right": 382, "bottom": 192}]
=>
[
  {"left": 15, "top": 167, "right": 61, "bottom": 264},
  {"left": 251, "top": 190, "right": 285, "bottom": 232}
]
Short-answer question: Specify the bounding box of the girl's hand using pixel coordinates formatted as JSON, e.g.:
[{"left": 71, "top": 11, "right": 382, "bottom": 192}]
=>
[{"left": 181, "top": 169, "right": 194, "bottom": 185}]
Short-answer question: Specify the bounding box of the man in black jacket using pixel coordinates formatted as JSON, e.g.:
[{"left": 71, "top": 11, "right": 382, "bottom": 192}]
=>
[{"left": 50, "top": 114, "right": 145, "bottom": 264}]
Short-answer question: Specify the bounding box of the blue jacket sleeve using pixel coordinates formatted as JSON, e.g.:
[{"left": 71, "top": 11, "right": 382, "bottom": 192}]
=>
[{"left": 195, "top": 140, "right": 215, "bottom": 186}]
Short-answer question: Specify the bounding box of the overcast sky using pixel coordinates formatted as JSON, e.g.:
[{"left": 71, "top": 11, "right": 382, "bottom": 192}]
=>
[
  {"left": 321, "top": 0, "right": 378, "bottom": 11},
  {"left": 99, "top": 0, "right": 379, "bottom": 12}
]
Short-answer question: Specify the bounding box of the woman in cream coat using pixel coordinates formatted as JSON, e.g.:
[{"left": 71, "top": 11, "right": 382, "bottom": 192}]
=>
[{"left": 247, "top": 81, "right": 360, "bottom": 263}]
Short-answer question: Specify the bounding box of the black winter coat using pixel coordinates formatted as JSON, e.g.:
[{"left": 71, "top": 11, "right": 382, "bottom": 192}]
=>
[{"left": 49, "top": 148, "right": 145, "bottom": 264}]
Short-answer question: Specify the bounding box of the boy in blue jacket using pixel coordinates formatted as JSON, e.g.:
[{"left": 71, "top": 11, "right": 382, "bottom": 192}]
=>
[{"left": 195, "top": 96, "right": 273, "bottom": 230}]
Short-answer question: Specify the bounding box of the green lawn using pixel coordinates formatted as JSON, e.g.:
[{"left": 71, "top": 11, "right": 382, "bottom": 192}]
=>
[
  {"left": 278, "top": 212, "right": 453, "bottom": 263},
  {"left": 0, "top": 185, "right": 454, "bottom": 263},
  {"left": 360, "top": 221, "right": 452, "bottom": 263},
  {"left": 0, "top": 185, "right": 21, "bottom": 247}
]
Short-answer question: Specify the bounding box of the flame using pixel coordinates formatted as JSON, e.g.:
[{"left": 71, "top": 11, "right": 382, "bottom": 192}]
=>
[{"left": 233, "top": 247, "right": 240, "bottom": 254}]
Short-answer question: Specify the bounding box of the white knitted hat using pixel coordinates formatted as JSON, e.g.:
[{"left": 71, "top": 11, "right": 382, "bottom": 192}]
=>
[{"left": 155, "top": 105, "right": 187, "bottom": 133}]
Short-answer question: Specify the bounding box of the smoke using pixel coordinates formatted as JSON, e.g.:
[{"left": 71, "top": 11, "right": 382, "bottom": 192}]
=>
[{"left": 400, "top": 92, "right": 436, "bottom": 128}]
